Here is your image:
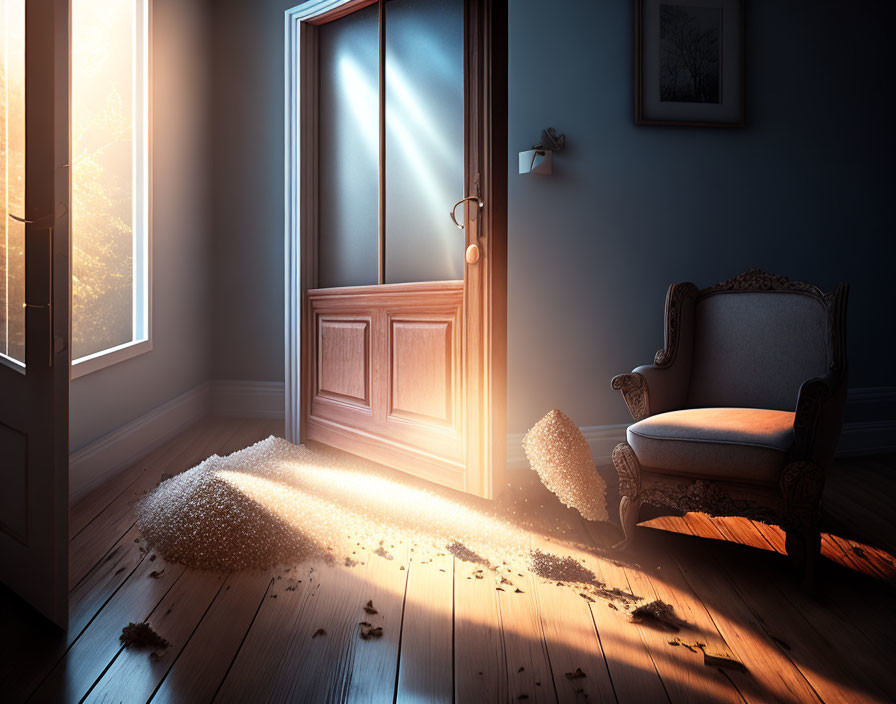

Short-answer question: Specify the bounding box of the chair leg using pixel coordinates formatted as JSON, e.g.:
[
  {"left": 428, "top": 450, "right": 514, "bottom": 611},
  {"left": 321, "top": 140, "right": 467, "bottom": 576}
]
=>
[
  {"left": 785, "top": 520, "right": 821, "bottom": 591},
  {"left": 614, "top": 495, "right": 642, "bottom": 550},
  {"left": 780, "top": 460, "right": 825, "bottom": 591},
  {"left": 611, "top": 442, "right": 643, "bottom": 550}
]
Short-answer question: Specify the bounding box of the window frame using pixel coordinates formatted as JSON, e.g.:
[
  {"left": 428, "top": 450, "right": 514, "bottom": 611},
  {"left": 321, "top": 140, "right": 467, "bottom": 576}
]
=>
[{"left": 70, "top": 0, "right": 152, "bottom": 379}]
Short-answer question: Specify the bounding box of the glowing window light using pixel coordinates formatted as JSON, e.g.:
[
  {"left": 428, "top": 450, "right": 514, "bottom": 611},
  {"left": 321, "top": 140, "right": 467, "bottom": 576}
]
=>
[
  {"left": 71, "top": 0, "right": 149, "bottom": 363},
  {"left": 0, "top": 0, "right": 25, "bottom": 368}
]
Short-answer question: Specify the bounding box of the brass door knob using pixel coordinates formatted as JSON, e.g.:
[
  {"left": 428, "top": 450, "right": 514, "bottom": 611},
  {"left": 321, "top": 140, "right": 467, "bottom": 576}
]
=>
[{"left": 465, "top": 243, "right": 480, "bottom": 264}]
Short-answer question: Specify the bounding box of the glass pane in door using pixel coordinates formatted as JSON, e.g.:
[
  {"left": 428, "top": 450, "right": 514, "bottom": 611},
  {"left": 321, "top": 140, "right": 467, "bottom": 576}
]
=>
[
  {"left": 385, "top": 0, "right": 464, "bottom": 284},
  {"left": 0, "top": 0, "right": 25, "bottom": 366},
  {"left": 318, "top": 3, "right": 380, "bottom": 288}
]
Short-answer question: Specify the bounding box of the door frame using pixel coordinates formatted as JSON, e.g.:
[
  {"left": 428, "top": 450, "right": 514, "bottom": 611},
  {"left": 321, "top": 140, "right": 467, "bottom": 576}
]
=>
[{"left": 283, "top": 0, "right": 507, "bottom": 497}]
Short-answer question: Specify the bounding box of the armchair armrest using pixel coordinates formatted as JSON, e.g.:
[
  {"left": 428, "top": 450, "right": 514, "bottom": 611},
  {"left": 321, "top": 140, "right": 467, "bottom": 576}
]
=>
[
  {"left": 791, "top": 371, "right": 847, "bottom": 464},
  {"left": 611, "top": 282, "right": 697, "bottom": 422}
]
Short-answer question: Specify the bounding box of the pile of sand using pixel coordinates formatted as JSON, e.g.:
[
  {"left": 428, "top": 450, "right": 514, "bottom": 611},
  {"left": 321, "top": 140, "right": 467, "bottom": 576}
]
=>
[
  {"left": 137, "top": 437, "right": 539, "bottom": 572},
  {"left": 523, "top": 409, "right": 609, "bottom": 522}
]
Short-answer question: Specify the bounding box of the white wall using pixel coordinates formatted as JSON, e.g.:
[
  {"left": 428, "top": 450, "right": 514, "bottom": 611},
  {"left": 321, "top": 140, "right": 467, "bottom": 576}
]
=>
[{"left": 69, "top": 0, "right": 213, "bottom": 486}]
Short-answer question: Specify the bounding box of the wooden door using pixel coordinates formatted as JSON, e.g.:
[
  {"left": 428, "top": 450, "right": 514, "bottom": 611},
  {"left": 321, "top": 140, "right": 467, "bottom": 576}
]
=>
[
  {"left": 0, "top": 0, "right": 71, "bottom": 627},
  {"left": 290, "top": 0, "right": 506, "bottom": 497}
]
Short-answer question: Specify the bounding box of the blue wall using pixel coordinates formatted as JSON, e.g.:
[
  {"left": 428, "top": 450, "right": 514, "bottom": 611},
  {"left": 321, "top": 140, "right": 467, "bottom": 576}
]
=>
[
  {"left": 209, "top": 0, "right": 896, "bottom": 435},
  {"left": 506, "top": 0, "right": 895, "bottom": 433}
]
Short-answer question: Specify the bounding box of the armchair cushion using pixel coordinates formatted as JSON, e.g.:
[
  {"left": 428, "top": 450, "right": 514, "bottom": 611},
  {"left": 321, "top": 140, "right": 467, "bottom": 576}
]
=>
[{"left": 627, "top": 408, "right": 795, "bottom": 485}]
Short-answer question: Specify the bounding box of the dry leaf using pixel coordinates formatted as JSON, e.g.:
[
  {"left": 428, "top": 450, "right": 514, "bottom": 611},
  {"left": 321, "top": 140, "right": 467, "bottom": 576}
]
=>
[
  {"left": 363, "top": 600, "right": 378, "bottom": 615},
  {"left": 565, "top": 667, "right": 586, "bottom": 680}
]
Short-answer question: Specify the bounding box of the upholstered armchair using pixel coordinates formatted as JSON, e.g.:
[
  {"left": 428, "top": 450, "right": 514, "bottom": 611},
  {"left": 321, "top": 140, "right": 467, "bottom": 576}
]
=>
[{"left": 611, "top": 269, "right": 848, "bottom": 586}]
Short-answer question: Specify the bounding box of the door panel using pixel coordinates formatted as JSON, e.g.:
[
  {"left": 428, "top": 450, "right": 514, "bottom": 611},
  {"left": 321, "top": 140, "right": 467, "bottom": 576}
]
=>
[
  {"left": 389, "top": 319, "right": 454, "bottom": 425},
  {"left": 317, "top": 318, "right": 371, "bottom": 407},
  {"left": 307, "top": 282, "right": 464, "bottom": 490},
  {"left": 0, "top": 0, "right": 70, "bottom": 627}
]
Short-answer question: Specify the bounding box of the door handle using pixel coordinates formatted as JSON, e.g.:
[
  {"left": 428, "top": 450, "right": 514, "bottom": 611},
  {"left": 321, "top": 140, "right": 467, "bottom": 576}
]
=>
[{"left": 449, "top": 196, "right": 483, "bottom": 230}]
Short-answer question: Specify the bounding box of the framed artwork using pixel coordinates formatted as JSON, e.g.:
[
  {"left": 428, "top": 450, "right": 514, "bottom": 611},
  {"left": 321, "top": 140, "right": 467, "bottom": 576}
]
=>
[{"left": 635, "top": 0, "right": 744, "bottom": 127}]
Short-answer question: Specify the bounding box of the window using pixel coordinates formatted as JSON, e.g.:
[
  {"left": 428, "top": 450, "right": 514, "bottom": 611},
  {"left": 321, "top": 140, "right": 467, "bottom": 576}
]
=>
[
  {"left": 71, "top": 0, "right": 150, "bottom": 376},
  {"left": 1, "top": 0, "right": 149, "bottom": 376},
  {"left": 0, "top": 0, "right": 25, "bottom": 368}
]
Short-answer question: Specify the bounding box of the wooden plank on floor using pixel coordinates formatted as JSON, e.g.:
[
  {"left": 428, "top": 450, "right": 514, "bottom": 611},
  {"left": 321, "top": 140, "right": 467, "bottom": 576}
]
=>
[
  {"left": 396, "top": 548, "right": 455, "bottom": 703},
  {"left": 491, "top": 562, "right": 555, "bottom": 704},
  {"left": 583, "top": 555, "right": 669, "bottom": 704},
  {"left": 345, "top": 541, "right": 411, "bottom": 703},
  {"left": 83, "top": 569, "right": 228, "bottom": 703},
  {"left": 4, "top": 524, "right": 150, "bottom": 702},
  {"left": 213, "top": 561, "right": 324, "bottom": 702},
  {"left": 678, "top": 536, "right": 895, "bottom": 704},
  {"left": 30, "top": 556, "right": 188, "bottom": 702},
  {"left": 530, "top": 559, "right": 618, "bottom": 703},
  {"left": 454, "top": 555, "right": 508, "bottom": 704},
  {"left": 670, "top": 541, "right": 827, "bottom": 704},
  {"left": 620, "top": 557, "right": 743, "bottom": 704},
  {"left": 150, "top": 569, "right": 273, "bottom": 704}
]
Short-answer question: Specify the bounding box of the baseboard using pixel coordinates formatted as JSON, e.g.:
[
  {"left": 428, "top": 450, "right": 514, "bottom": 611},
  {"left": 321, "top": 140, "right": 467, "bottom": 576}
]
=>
[
  {"left": 69, "top": 381, "right": 894, "bottom": 501},
  {"left": 211, "top": 380, "right": 285, "bottom": 419},
  {"left": 69, "top": 379, "right": 286, "bottom": 504},
  {"left": 69, "top": 382, "right": 212, "bottom": 503},
  {"left": 507, "top": 387, "right": 896, "bottom": 471}
]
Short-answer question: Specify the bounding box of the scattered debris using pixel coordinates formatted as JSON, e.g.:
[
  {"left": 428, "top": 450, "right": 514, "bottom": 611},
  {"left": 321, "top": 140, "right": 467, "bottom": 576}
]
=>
[
  {"left": 359, "top": 623, "right": 383, "bottom": 640},
  {"left": 565, "top": 668, "right": 586, "bottom": 680},
  {"left": 579, "top": 593, "right": 595, "bottom": 603},
  {"left": 374, "top": 546, "right": 394, "bottom": 560},
  {"left": 667, "top": 637, "right": 704, "bottom": 653},
  {"left": 344, "top": 557, "right": 358, "bottom": 567},
  {"left": 631, "top": 600, "right": 687, "bottom": 632},
  {"left": 363, "top": 600, "right": 378, "bottom": 615},
  {"left": 447, "top": 541, "right": 490, "bottom": 566},
  {"left": 496, "top": 587, "right": 505, "bottom": 592},
  {"left": 518, "top": 666, "right": 525, "bottom": 672},
  {"left": 114, "top": 567, "right": 126, "bottom": 576},
  {"left": 148, "top": 570, "right": 164, "bottom": 579},
  {"left": 514, "top": 588, "right": 525, "bottom": 594},
  {"left": 607, "top": 603, "right": 618, "bottom": 611},
  {"left": 149, "top": 554, "right": 157, "bottom": 562},
  {"left": 119, "top": 622, "right": 169, "bottom": 650},
  {"left": 312, "top": 628, "right": 326, "bottom": 638}
]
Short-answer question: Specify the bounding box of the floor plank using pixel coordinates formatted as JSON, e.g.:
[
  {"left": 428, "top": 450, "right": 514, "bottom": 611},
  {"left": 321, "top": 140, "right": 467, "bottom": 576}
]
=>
[
  {"left": 454, "top": 554, "right": 509, "bottom": 704},
  {"left": 6, "top": 418, "right": 893, "bottom": 704},
  {"left": 150, "top": 569, "right": 273, "bottom": 704},
  {"left": 396, "top": 548, "right": 455, "bottom": 703},
  {"left": 83, "top": 568, "right": 228, "bottom": 703}
]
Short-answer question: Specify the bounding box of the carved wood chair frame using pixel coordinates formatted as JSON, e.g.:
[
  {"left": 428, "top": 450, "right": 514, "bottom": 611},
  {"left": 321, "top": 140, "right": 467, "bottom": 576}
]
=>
[{"left": 611, "top": 268, "right": 849, "bottom": 587}]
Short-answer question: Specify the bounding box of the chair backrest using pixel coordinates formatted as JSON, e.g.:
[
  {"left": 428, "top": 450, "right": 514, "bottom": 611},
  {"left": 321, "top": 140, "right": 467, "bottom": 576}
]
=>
[{"left": 686, "top": 275, "right": 833, "bottom": 412}]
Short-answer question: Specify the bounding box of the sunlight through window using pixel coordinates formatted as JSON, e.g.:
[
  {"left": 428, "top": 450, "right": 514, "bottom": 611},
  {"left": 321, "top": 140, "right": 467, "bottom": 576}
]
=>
[
  {"left": 72, "top": 0, "right": 149, "bottom": 365},
  {"left": 0, "top": 0, "right": 25, "bottom": 367}
]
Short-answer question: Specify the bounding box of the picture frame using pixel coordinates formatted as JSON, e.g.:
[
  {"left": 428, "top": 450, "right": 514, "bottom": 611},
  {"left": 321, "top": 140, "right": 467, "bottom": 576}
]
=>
[{"left": 634, "top": 0, "right": 744, "bottom": 127}]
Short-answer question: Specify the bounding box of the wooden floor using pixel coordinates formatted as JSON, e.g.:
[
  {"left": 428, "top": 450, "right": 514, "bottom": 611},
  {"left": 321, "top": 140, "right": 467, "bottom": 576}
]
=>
[{"left": 2, "top": 417, "right": 895, "bottom": 703}]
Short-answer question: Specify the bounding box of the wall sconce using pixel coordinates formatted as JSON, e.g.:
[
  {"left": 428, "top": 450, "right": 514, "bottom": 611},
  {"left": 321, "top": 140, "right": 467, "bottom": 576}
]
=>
[{"left": 519, "top": 127, "right": 566, "bottom": 176}]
